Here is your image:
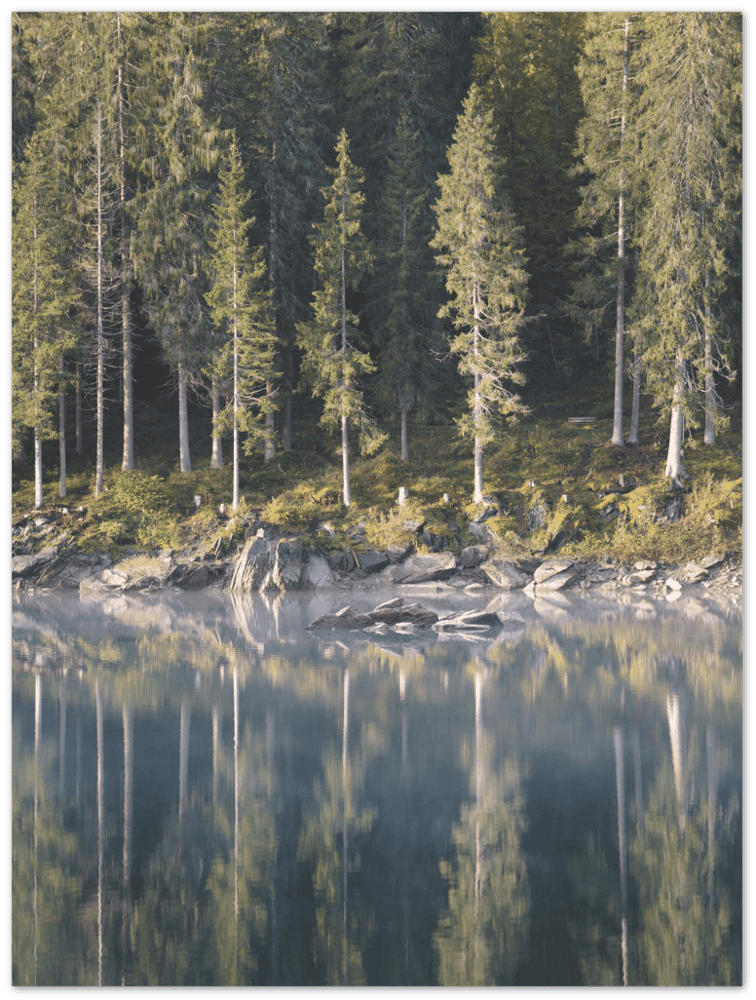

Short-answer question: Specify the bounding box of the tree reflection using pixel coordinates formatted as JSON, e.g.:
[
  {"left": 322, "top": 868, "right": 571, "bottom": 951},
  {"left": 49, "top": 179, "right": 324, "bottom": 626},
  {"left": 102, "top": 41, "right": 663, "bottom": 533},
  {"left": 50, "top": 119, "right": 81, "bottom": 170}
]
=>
[{"left": 434, "top": 670, "right": 529, "bottom": 985}]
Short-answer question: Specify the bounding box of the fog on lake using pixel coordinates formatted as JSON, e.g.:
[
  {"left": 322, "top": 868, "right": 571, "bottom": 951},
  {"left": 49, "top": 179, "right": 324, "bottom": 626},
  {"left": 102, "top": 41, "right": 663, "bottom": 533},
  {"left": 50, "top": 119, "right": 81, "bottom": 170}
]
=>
[{"left": 12, "top": 586, "right": 742, "bottom": 986}]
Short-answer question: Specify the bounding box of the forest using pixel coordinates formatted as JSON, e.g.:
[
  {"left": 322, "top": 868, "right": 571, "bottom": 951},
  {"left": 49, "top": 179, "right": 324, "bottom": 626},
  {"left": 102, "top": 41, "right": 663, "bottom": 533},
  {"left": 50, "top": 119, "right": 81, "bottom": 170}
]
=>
[{"left": 11, "top": 12, "right": 742, "bottom": 561}]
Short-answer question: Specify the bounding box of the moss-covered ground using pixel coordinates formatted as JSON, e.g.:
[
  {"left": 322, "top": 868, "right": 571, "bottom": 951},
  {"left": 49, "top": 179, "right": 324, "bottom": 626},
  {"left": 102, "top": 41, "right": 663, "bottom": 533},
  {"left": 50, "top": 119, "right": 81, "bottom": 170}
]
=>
[{"left": 12, "top": 383, "right": 742, "bottom": 567}]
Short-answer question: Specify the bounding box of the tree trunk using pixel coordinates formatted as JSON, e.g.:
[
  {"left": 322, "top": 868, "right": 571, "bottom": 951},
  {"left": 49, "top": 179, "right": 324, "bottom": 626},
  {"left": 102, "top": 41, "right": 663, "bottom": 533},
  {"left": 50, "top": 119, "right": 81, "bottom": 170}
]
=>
[
  {"left": 178, "top": 362, "right": 192, "bottom": 473},
  {"left": 612, "top": 18, "right": 630, "bottom": 448},
  {"left": 400, "top": 404, "right": 409, "bottom": 462},
  {"left": 95, "top": 101, "right": 105, "bottom": 498},
  {"left": 59, "top": 357, "right": 66, "bottom": 498},
  {"left": 282, "top": 337, "right": 293, "bottom": 452},
  {"left": 664, "top": 354, "right": 686, "bottom": 481},
  {"left": 342, "top": 414, "right": 351, "bottom": 507},
  {"left": 210, "top": 376, "right": 223, "bottom": 469},
  {"left": 341, "top": 243, "right": 351, "bottom": 507},
  {"left": 34, "top": 432, "right": 43, "bottom": 510},
  {"left": 264, "top": 382, "right": 275, "bottom": 462},
  {"left": 76, "top": 361, "right": 83, "bottom": 455},
  {"left": 472, "top": 314, "right": 483, "bottom": 504},
  {"left": 118, "top": 14, "right": 134, "bottom": 472},
  {"left": 612, "top": 202, "right": 625, "bottom": 447},
  {"left": 232, "top": 320, "right": 240, "bottom": 511},
  {"left": 627, "top": 346, "right": 641, "bottom": 444},
  {"left": 703, "top": 269, "right": 716, "bottom": 445}
]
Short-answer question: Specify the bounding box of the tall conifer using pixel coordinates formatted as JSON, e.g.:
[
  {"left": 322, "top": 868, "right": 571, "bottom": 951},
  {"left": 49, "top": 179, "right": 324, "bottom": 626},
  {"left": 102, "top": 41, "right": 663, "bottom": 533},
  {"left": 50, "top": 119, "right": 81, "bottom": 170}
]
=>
[
  {"left": 432, "top": 85, "right": 529, "bottom": 504},
  {"left": 297, "top": 130, "right": 375, "bottom": 508},
  {"left": 631, "top": 13, "right": 741, "bottom": 480},
  {"left": 206, "top": 137, "right": 277, "bottom": 511}
]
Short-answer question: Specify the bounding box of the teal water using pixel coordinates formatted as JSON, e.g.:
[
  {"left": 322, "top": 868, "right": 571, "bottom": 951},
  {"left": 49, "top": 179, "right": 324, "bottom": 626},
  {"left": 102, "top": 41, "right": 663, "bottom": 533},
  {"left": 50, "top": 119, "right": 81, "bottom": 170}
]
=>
[{"left": 12, "top": 587, "right": 742, "bottom": 986}]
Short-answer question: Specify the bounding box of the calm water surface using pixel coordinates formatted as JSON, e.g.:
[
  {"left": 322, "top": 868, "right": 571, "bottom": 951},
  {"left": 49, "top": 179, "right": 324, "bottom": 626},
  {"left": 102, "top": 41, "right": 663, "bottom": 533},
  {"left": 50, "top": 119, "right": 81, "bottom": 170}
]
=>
[{"left": 12, "top": 586, "right": 742, "bottom": 986}]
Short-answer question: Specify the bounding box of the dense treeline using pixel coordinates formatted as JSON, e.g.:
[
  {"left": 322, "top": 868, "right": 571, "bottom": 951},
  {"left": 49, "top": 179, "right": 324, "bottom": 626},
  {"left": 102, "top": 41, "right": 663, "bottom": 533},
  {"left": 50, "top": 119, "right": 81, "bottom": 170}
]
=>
[{"left": 12, "top": 12, "right": 741, "bottom": 511}]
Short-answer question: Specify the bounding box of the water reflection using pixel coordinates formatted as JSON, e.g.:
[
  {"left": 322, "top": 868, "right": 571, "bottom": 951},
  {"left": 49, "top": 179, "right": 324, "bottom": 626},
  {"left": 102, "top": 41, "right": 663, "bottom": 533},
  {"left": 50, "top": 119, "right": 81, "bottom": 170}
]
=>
[{"left": 12, "top": 589, "right": 741, "bottom": 986}]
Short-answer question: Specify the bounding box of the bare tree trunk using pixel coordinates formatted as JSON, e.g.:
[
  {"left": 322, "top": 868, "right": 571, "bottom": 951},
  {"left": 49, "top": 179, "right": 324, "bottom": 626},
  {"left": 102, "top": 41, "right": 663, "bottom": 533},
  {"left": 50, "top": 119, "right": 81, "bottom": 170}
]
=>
[
  {"left": 664, "top": 354, "right": 686, "bottom": 482},
  {"left": 95, "top": 101, "right": 105, "bottom": 498},
  {"left": 612, "top": 18, "right": 630, "bottom": 448},
  {"left": 400, "top": 405, "right": 409, "bottom": 463},
  {"left": 473, "top": 288, "right": 484, "bottom": 504},
  {"left": 627, "top": 347, "right": 641, "bottom": 444},
  {"left": 58, "top": 357, "right": 66, "bottom": 498},
  {"left": 210, "top": 376, "right": 223, "bottom": 469},
  {"left": 264, "top": 382, "right": 275, "bottom": 462},
  {"left": 177, "top": 362, "right": 191, "bottom": 474},
  {"left": 34, "top": 433, "right": 43, "bottom": 510},
  {"left": 703, "top": 269, "right": 716, "bottom": 445},
  {"left": 76, "top": 361, "right": 83, "bottom": 456},
  {"left": 341, "top": 245, "right": 351, "bottom": 507},
  {"left": 342, "top": 415, "right": 351, "bottom": 507},
  {"left": 118, "top": 14, "right": 134, "bottom": 472},
  {"left": 232, "top": 286, "right": 240, "bottom": 511}
]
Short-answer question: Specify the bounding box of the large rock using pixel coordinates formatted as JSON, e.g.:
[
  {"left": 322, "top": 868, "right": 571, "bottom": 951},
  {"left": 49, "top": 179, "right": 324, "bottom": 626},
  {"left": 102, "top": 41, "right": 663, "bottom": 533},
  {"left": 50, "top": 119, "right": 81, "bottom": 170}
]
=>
[
  {"left": 12, "top": 545, "right": 58, "bottom": 579},
  {"left": 480, "top": 559, "right": 529, "bottom": 590},
  {"left": 307, "top": 606, "right": 375, "bottom": 630},
  {"left": 303, "top": 552, "right": 335, "bottom": 589},
  {"left": 354, "top": 549, "right": 391, "bottom": 575},
  {"left": 535, "top": 568, "right": 577, "bottom": 591},
  {"left": 229, "top": 533, "right": 274, "bottom": 591},
  {"left": 534, "top": 559, "right": 574, "bottom": 584},
  {"left": 367, "top": 598, "right": 439, "bottom": 628},
  {"left": 458, "top": 545, "right": 489, "bottom": 569},
  {"left": 380, "top": 552, "right": 456, "bottom": 585},
  {"left": 262, "top": 536, "right": 304, "bottom": 592}
]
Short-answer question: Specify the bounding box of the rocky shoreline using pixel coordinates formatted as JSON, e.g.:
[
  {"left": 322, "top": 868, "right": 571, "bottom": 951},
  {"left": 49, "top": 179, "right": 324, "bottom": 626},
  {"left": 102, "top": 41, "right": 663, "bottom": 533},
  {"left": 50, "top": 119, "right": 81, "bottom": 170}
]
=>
[{"left": 11, "top": 515, "right": 742, "bottom": 606}]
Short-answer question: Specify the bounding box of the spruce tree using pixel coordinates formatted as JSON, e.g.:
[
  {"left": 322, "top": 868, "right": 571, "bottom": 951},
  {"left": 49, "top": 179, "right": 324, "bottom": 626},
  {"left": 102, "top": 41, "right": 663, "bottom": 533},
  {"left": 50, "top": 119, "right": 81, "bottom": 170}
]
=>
[
  {"left": 297, "top": 129, "right": 375, "bottom": 508},
  {"left": 571, "top": 13, "right": 642, "bottom": 447},
  {"left": 475, "top": 12, "right": 585, "bottom": 370},
  {"left": 206, "top": 136, "right": 277, "bottom": 511},
  {"left": 631, "top": 13, "right": 741, "bottom": 480},
  {"left": 431, "top": 85, "right": 529, "bottom": 504},
  {"left": 131, "top": 13, "right": 218, "bottom": 474},
  {"left": 12, "top": 135, "right": 78, "bottom": 509},
  {"left": 371, "top": 109, "right": 443, "bottom": 461}
]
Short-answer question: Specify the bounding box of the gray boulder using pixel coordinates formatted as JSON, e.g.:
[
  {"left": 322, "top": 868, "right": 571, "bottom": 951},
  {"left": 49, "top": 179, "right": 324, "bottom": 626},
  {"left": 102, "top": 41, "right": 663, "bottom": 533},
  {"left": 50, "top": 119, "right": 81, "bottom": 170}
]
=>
[
  {"left": 534, "top": 558, "right": 574, "bottom": 584},
  {"left": 229, "top": 532, "right": 274, "bottom": 591},
  {"left": 303, "top": 552, "right": 335, "bottom": 589},
  {"left": 458, "top": 545, "right": 489, "bottom": 569},
  {"left": 380, "top": 552, "right": 456, "bottom": 585},
  {"left": 262, "top": 536, "right": 304, "bottom": 592},
  {"left": 480, "top": 559, "right": 529, "bottom": 590},
  {"left": 12, "top": 545, "right": 58, "bottom": 579},
  {"left": 354, "top": 549, "right": 391, "bottom": 574}
]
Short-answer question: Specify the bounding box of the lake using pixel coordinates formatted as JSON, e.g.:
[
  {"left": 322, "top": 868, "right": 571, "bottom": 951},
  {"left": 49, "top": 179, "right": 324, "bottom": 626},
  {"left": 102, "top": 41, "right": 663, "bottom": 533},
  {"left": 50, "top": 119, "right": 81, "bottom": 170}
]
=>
[{"left": 12, "top": 585, "right": 742, "bottom": 986}]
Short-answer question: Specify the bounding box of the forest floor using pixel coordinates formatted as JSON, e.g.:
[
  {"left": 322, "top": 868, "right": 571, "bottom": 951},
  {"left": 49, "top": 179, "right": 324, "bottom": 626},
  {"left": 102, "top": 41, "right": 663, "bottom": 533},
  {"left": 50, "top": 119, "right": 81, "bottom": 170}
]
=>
[{"left": 11, "top": 380, "right": 742, "bottom": 579}]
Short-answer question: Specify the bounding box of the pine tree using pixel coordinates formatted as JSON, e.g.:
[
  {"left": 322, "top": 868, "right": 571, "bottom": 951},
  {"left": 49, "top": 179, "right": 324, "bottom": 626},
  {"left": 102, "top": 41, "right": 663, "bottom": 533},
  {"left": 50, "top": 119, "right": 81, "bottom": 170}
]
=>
[
  {"left": 475, "top": 12, "right": 585, "bottom": 370},
  {"left": 431, "top": 85, "right": 529, "bottom": 504},
  {"left": 371, "top": 109, "right": 443, "bottom": 461},
  {"left": 131, "top": 13, "right": 219, "bottom": 474},
  {"left": 297, "top": 129, "right": 375, "bottom": 508},
  {"left": 631, "top": 13, "right": 741, "bottom": 480},
  {"left": 571, "top": 13, "right": 642, "bottom": 447},
  {"left": 12, "top": 135, "right": 78, "bottom": 509},
  {"left": 205, "top": 13, "right": 334, "bottom": 455},
  {"left": 206, "top": 136, "right": 277, "bottom": 511}
]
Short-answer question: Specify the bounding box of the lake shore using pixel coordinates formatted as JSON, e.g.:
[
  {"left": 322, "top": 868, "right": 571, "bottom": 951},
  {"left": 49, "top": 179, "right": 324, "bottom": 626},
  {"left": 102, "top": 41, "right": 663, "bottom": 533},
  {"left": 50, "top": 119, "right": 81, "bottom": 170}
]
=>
[{"left": 11, "top": 518, "right": 742, "bottom": 610}]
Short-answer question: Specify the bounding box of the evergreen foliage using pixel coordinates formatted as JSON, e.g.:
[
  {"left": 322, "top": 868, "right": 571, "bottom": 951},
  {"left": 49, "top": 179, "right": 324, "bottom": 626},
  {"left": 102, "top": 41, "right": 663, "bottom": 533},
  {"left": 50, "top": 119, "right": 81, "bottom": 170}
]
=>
[
  {"left": 432, "top": 85, "right": 529, "bottom": 503},
  {"left": 297, "top": 129, "right": 377, "bottom": 507},
  {"left": 12, "top": 135, "right": 79, "bottom": 509},
  {"left": 206, "top": 136, "right": 277, "bottom": 510},
  {"left": 630, "top": 13, "right": 741, "bottom": 480},
  {"left": 371, "top": 109, "right": 444, "bottom": 461},
  {"left": 10, "top": 12, "right": 742, "bottom": 511}
]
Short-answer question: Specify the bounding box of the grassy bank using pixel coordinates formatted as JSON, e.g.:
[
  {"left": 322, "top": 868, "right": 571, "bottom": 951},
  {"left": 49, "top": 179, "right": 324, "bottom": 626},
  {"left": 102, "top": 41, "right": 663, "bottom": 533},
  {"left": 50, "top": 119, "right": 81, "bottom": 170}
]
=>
[{"left": 12, "top": 389, "right": 742, "bottom": 568}]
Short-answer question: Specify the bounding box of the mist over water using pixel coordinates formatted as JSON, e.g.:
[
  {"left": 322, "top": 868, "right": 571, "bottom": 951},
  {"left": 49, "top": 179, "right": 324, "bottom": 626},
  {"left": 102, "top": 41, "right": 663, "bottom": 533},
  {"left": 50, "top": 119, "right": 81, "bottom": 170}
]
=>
[{"left": 12, "top": 588, "right": 741, "bottom": 986}]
